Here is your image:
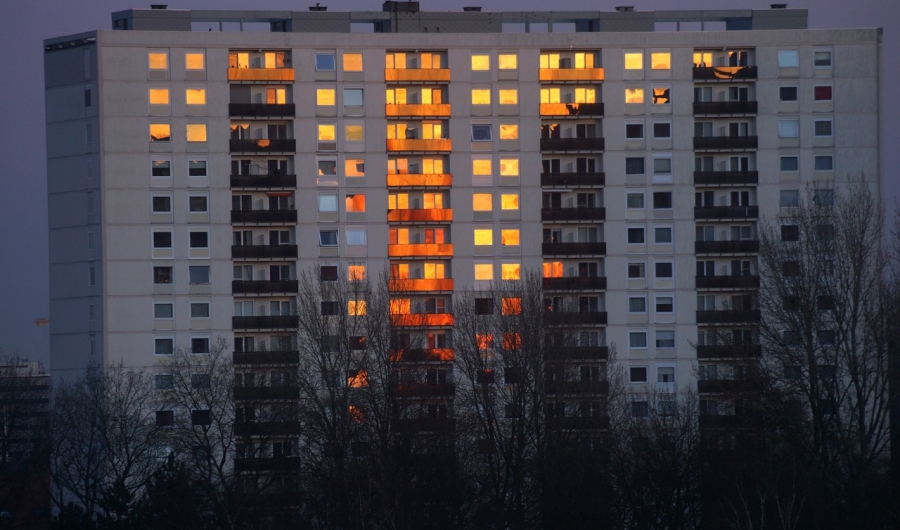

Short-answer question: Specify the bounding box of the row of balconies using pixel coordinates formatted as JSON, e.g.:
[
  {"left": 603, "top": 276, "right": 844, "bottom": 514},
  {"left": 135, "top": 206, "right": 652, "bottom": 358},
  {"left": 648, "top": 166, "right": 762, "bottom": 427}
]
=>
[
  {"left": 542, "top": 276, "right": 607, "bottom": 291},
  {"left": 696, "top": 310, "right": 761, "bottom": 324},
  {"left": 544, "top": 311, "right": 608, "bottom": 326},
  {"left": 541, "top": 207, "right": 605, "bottom": 222},
  {"left": 695, "top": 206, "right": 759, "bottom": 220},
  {"left": 231, "top": 210, "right": 297, "bottom": 224},
  {"left": 543, "top": 242, "right": 606, "bottom": 256},
  {"left": 695, "top": 275, "right": 760, "bottom": 289}
]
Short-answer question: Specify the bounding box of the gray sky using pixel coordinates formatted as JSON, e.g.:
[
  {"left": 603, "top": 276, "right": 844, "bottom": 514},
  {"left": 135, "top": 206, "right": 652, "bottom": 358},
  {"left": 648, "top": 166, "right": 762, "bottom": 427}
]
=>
[{"left": 1, "top": 0, "right": 896, "bottom": 366}]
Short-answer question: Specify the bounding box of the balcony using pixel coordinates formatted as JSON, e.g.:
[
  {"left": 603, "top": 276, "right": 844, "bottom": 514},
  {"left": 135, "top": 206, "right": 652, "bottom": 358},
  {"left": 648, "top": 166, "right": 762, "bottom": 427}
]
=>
[
  {"left": 233, "top": 350, "right": 300, "bottom": 365},
  {"left": 545, "top": 381, "right": 610, "bottom": 395},
  {"left": 386, "top": 139, "right": 452, "bottom": 152},
  {"left": 541, "top": 207, "right": 605, "bottom": 222},
  {"left": 698, "top": 379, "right": 758, "bottom": 394},
  {"left": 542, "top": 277, "right": 607, "bottom": 291},
  {"left": 387, "top": 208, "right": 453, "bottom": 222},
  {"left": 540, "top": 138, "right": 605, "bottom": 152},
  {"left": 231, "top": 174, "right": 296, "bottom": 189},
  {"left": 695, "top": 275, "right": 760, "bottom": 290},
  {"left": 232, "top": 280, "right": 299, "bottom": 295},
  {"left": 234, "top": 457, "right": 301, "bottom": 472},
  {"left": 234, "top": 386, "right": 300, "bottom": 401},
  {"left": 698, "top": 415, "right": 752, "bottom": 429},
  {"left": 390, "top": 314, "right": 455, "bottom": 327},
  {"left": 693, "top": 101, "right": 758, "bottom": 115},
  {"left": 541, "top": 172, "right": 605, "bottom": 187},
  {"left": 230, "top": 139, "right": 296, "bottom": 153},
  {"left": 696, "top": 310, "right": 760, "bottom": 324},
  {"left": 387, "top": 244, "right": 453, "bottom": 258},
  {"left": 387, "top": 173, "right": 452, "bottom": 187},
  {"left": 385, "top": 104, "right": 451, "bottom": 117},
  {"left": 388, "top": 278, "right": 454, "bottom": 292},
  {"left": 697, "top": 345, "right": 762, "bottom": 359},
  {"left": 232, "top": 315, "right": 299, "bottom": 330},
  {"left": 692, "top": 65, "right": 757, "bottom": 81},
  {"left": 693, "top": 136, "right": 758, "bottom": 151},
  {"left": 390, "top": 348, "right": 455, "bottom": 363},
  {"left": 384, "top": 68, "right": 451, "bottom": 83},
  {"left": 694, "top": 206, "right": 758, "bottom": 220},
  {"left": 539, "top": 103, "right": 604, "bottom": 117},
  {"left": 235, "top": 421, "right": 302, "bottom": 437},
  {"left": 539, "top": 68, "right": 605, "bottom": 82},
  {"left": 545, "top": 311, "right": 608, "bottom": 326},
  {"left": 228, "top": 103, "right": 296, "bottom": 118},
  {"left": 231, "top": 245, "right": 297, "bottom": 259},
  {"left": 693, "top": 171, "right": 758, "bottom": 186},
  {"left": 542, "top": 242, "right": 606, "bottom": 256},
  {"left": 695, "top": 240, "right": 760, "bottom": 254},
  {"left": 547, "top": 346, "right": 609, "bottom": 361},
  {"left": 547, "top": 416, "right": 610, "bottom": 430},
  {"left": 390, "top": 383, "right": 456, "bottom": 398},
  {"left": 228, "top": 67, "right": 295, "bottom": 82},
  {"left": 391, "top": 418, "right": 456, "bottom": 433},
  {"left": 231, "top": 210, "right": 297, "bottom": 224}
]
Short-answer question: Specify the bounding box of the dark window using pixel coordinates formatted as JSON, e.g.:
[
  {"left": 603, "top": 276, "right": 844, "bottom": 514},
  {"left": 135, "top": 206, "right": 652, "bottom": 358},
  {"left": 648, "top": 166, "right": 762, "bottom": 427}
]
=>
[
  {"left": 349, "top": 336, "right": 366, "bottom": 350},
  {"left": 817, "top": 295, "right": 834, "bottom": 310},
  {"left": 631, "top": 401, "right": 649, "bottom": 417},
  {"left": 783, "top": 296, "right": 801, "bottom": 311},
  {"left": 321, "top": 301, "right": 340, "bottom": 315},
  {"left": 189, "top": 266, "right": 210, "bottom": 284},
  {"left": 504, "top": 404, "right": 520, "bottom": 418},
  {"left": 477, "top": 369, "right": 495, "bottom": 385},
  {"left": 191, "top": 410, "right": 212, "bottom": 426},
  {"left": 189, "top": 231, "right": 208, "bottom": 248},
  {"left": 153, "top": 231, "right": 172, "bottom": 248},
  {"left": 779, "top": 86, "right": 798, "bottom": 101},
  {"left": 781, "top": 225, "right": 799, "bottom": 241},
  {"left": 653, "top": 122, "right": 671, "bottom": 138},
  {"left": 627, "top": 228, "right": 645, "bottom": 244},
  {"left": 320, "top": 266, "right": 338, "bottom": 281},
  {"left": 156, "top": 410, "right": 175, "bottom": 426},
  {"left": 782, "top": 261, "right": 801, "bottom": 276},
  {"left": 191, "top": 338, "right": 210, "bottom": 354},
  {"left": 814, "top": 85, "right": 832, "bottom": 101},
  {"left": 191, "top": 374, "right": 211, "bottom": 389},
  {"left": 625, "top": 157, "right": 645, "bottom": 175},
  {"left": 626, "top": 124, "right": 644, "bottom": 139},
  {"left": 784, "top": 365, "right": 801, "bottom": 380},
  {"left": 155, "top": 375, "right": 173, "bottom": 390},
  {"left": 474, "top": 298, "right": 494, "bottom": 315},
  {"left": 504, "top": 366, "right": 520, "bottom": 385},
  {"left": 153, "top": 267, "right": 172, "bottom": 284},
  {"left": 652, "top": 192, "right": 672, "bottom": 209},
  {"left": 655, "top": 262, "right": 673, "bottom": 278},
  {"left": 84, "top": 88, "right": 92, "bottom": 107},
  {"left": 629, "top": 366, "right": 648, "bottom": 383}
]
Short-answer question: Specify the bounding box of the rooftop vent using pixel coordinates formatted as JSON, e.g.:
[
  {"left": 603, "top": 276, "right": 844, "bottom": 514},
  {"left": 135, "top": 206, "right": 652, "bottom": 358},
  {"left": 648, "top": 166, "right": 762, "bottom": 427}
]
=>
[
  {"left": 309, "top": 3, "right": 327, "bottom": 11},
  {"left": 770, "top": 3, "right": 788, "bottom": 8},
  {"left": 150, "top": 4, "right": 167, "bottom": 9},
  {"left": 463, "top": 6, "right": 482, "bottom": 11},
  {"left": 615, "top": 6, "right": 635, "bottom": 12}
]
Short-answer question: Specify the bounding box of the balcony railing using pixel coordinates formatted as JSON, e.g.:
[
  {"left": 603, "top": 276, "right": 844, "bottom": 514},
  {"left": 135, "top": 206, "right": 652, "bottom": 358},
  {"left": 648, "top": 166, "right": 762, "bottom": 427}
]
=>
[
  {"left": 231, "top": 174, "right": 296, "bottom": 188},
  {"left": 541, "top": 207, "right": 605, "bottom": 222},
  {"left": 696, "top": 310, "right": 761, "bottom": 324},
  {"left": 386, "top": 139, "right": 452, "bottom": 152},
  {"left": 232, "top": 315, "right": 300, "bottom": 330},
  {"left": 384, "top": 68, "right": 451, "bottom": 82},
  {"left": 390, "top": 383, "right": 456, "bottom": 398},
  {"left": 693, "top": 101, "right": 758, "bottom": 115},
  {"left": 230, "top": 139, "right": 296, "bottom": 153},
  {"left": 695, "top": 240, "right": 760, "bottom": 254},
  {"left": 545, "top": 311, "right": 608, "bottom": 326},
  {"left": 693, "top": 171, "right": 758, "bottom": 186},
  {"left": 387, "top": 244, "right": 453, "bottom": 258},
  {"left": 390, "top": 348, "right": 455, "bottom": 363},
  {"left": 387, "top": 173, "right": 452, "bottom": 187},
  {"left": 387, "top": 209, "right": 453, "bottom": 222},
  {"left": 545, "top": 381, "right": 610, "bottom": 395},
  {"left": 540, "top": 138, "right": 605, "bottom": 152},
  {"left": 228, "top": 103, "right": 296, "bottom": 118},
  {"left": 697, "top": 345, "right": 762, "bottom": 359},
  {"left": 234, "top": 386, "right": 300, "bottom": 401},
  {"left": 388, "top": 278, "right": 454, "bottom": 292},
  {"left": 541, "top": 172, "right": 605, "bottom": 187},
  {"left": 546, "top": 346, "right": 609, "bottom": 360},
  {"left": 391, "top": 418, "right": 456, "bottom": 433},
  {"left": 698, "top": 379, "right": 758, "bottom": 394},
  {"left": 231, "top": 210, "right": 297, "bottom": 224},
  {"left": 547, "top": 416, "right": 610, "bottom": 430},
  {"left": 542, "top": 277, "right": 607, "bottom": 290},
  {"left": 693, "top": 136, "right": 758, "bottom": 150},
  {"left": 692, "top": 65, "right": 757, "bottom": 80},
  {"left": 542, "top": 242, "right": 606, "bottom": 256},
  {"left": 539, "top": 68, "right": 605, "bottom": 82},
  {"left": 385, "top": 104, "right": 451, "bottom": 117},
  {"left": 228, "top": 67, "right": 295, "bottom": 82},
  {"left": 232, "top": 280, "right": 299, "bottom": 294},
  {"left": 231, "top": 245, "right": 297, "bottom": 259},
  {"left": 390, "top": 314, "right": 455, "bottom": 327},
  {"left": 694, "top": 206, "right": 758, "bottom": 220},
  {"left": 233, "top": 350, "right": 300, "bottom": 365},
  {"left": 695, "top": 275, "right": 760, "bottom": 289},
  {"left": 539, "top": 103, "right": 604, "bottom": 117}
]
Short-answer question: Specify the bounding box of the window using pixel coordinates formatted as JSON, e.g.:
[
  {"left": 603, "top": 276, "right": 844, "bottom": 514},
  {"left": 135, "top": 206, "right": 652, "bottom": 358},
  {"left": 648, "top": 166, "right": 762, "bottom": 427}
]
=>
[
  {"left": 156, "top": 411, "right": 174, "bottom": 426},
  {"left": 191, "top": 373, "right": 211, "bottom": 389},
  {"left": 779, "top": 86, "right": 798, "bottom": 102},
  {"left": 188, "top": 160, "right": 207, "bottom": 176},
  {"left": 190, "top": 337, "right": 210, "bottom": 354},
  {"left": 781, "top": 225, "right": 800, "bottom": 241},
  {"left": 192, "top": 410, "right": 212, "bottom": 426},
  {"left": 343, "top": 53, "right": 363, "bottom": 71},
  {"left": 498, "top": 54, "right": 517, "bottom": 70},
  {"left": 651, "top": 52, "right": 671, "bottom": 70},
  {"left": 780, "top": 156, "right": 799, "bottom": 172},
  {"left": 627, "top": 193, "right": 645, "bottom": 209},
  {"left": 189, "top": 266, "right": 210, "bottom": 284},
  {"left": 627, "top": 228, "right": 645, "bottom": 244},
  {"left": 501, "top": 229, "right": 520, "bottom": 246},
  {"left": 656, "top": 296, "right": 673, "bottom": 313},
  {"left": 189, "top": 195, "right": 208, "bottom": 213},
  {"left": 626, "top": 124, "right": 644, "bottom": 139},
  {"left": 153, "top": 230, "right": 172, "bottom": 249},
  {"left": 653, "top": 192, "right": 672, "bottom": 209},
  {"left": 630, "top": 332, "right": 648, "bottom": 349},
  {"left": 348, "top": 301, "right": 367, "bottom": 316},
  {"left": 814, "top": 85, "right": 832, "bottom": 101},
  {"left": 499, "top": 124, "right": 518, "bottom": 140},
  {"left": 185, "top": 89, "right": 206, "bottom": 105},
  {"left": 474, "top": 263, "right": 493, "bottom": 281},
  {"left": 780, "top": 190, "right": 799, "bottom": 208},
  {"left": 631, "top": 401, "right": 649, "bottom": 417},
  {"left": 815, "top": 155, "right": 833, "bottom": 171},
  {"left": 501, "top": 263, "right": 521, "bottom": 280},
  {"left": 317, "top": 88, "right": 336, "bottom": 106},
  {"left": 656, "top": 333, "right": 675, "bottom": 349},
  {"left": 345, "top": 124, "right": 364, "bottom": 142},
  {"left": 319, "top": 230, "right": 338, "bottom": 247},
  {"left": 471, "top": 54, "right": 490, "bottom": 71},
  {"left": 652, "top": 122, "right": 671, "bottom": 139},
  {"left": 155, "top": 375, "right": 174, "bottom": 390},
  {"left": 653, "top": 158, "right": 672, "bottom": 174},
  {"left": 626, "top": 157, "right": 645, "bottom": 175},
  {"left": 501, "top": 194, "right": 519, "bottom": 210},
  {"left": 778, "top": 50, "right": 799, "bottom": 68},
  {"left": 655, "top": 262, "right": 673, "bottom": 278},
  {"left": 316, "top": 53, "right": 335, "bottom": 71},
  {"left": 348, "top": 264, "right": 366, "bottom": 281},
  {"left": 148, "top": 52, "right": 168, "bottom": 70},
  {"left": 471, "top": 124, "right": 492, "bottom": 142},
  {"left": 186, "top": 124, "right": 207, "bottom": 143},
  {"left": 814, "top": 50, "right": 832, "bottom": 68},
  {"left": 498, "top": 89, "right": 518, "bottom": 105},
  {"left": 345, "top": 158, "right": 365, "bottom": 177},
  {"left": 185, "top": 52, "right": 204, "bottom": 70},
  {"left": 190, "top": 302, "right": 210, "bottom": 318},
  {"left": 154, "top": 267, "right": 172, "bottom": 284},
  {"left": 814, "top": 119, "right": 833, "bottom": 137},
  {"left": 628, "top": 262, "right": 646, "bottom": 279},
  {"left": 778, "top": 120, "right": 799, "bottom": 138},
  {"left": 654, "top": 227, "right": 673, "bottom": 244},
  {"left": 318, "top": 194, "right": 338, "bottom": 212},
  {"left": 500, "top": 158, "right": 519, "bottom": 176},
  {"left": 154, "top": 338, "right": 174, "bottom": 356},
  {"left": 624, "top": 52, "right": 643, "bottom": 70},
  {"left": 474, "top": 229, "right": 493, "bottom": 246},
  {"left": 189, "top": 231, "right": 209, "bottom": 249},
  {"left": 629, "top": 297, "right": 647, "bottom": 313},
  {"left": 473, "top": 159, "right": 492, "bottom": 176},
  {"left": 154, "top": 303, "right": 174, "bottom": 319},
  {"left": 346, "top": 229, "right": 366, "bottom": 246},
  {"left": 625, "top": 88, "right": 644, "bottom": 104},
  {"left": 152, "top": 195, "right": 172, "bottom": 213},
  {"left": 652, "top": 86, "right": 670, "bottom": 104},
  {"left": 345, "top": 194, "right": 365, "bottom": 212},
  {"left": 150, "top": 124, "right": 170, "bottom": 142},
  {"left": 151, "top": 160, "right": 171, "bottom": 177},
  {"left": 149, "top": 88, "right": 169, "bottom": 105},
  {"left": 471, "top": 89, "right": 491, "bottom": 105},
  {"left": 472, "top": 193, "right": 492, "bottom": 211},
  {"left": 658, "top": 400, "right": 676, "bottom": 416},
  {"left": 343, "top": 88, "right": 363, "bottom": 107},
  {"left": 320, "top": 266, "right": 338, "bottom": 282}
]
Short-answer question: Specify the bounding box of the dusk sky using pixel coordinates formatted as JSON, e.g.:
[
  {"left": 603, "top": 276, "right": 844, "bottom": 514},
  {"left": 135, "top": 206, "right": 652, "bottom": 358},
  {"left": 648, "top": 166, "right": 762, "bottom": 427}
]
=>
[{"left": 1, "top": 0, "right": 896, "bottom": 366}]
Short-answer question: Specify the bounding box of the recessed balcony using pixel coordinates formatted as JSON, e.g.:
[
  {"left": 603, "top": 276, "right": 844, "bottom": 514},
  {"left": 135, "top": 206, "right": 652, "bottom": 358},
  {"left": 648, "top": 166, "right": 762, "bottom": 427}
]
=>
[
  {"left": 387, "top": 244, "right": 453, "bottom": 258},
  {"left": 693, "top": 101, "right": 758, "bottom": 115},
  {"left": 231, "top": 245, "right": 297, "bottom": 259},
  {"left": 695, "top": 240, "right": 760, "bottom": 254},
  {"left": 539, "top": 68, "right": 605, "bottom": 82},
  {"left": 230, "top": 139, "right": 296, "bottom": 153},
  {"left": 692, "top": 65, "right": 757, "bottom": 81},
  {"left": 232, "top": 315, "right": 299, "bottom": 330},
  {"left": 232, "top": 280, "right": 299, "bottom": 295},
  {"left": 390, "top": 314, "right": 455, "bottom": 327},
  {"left": 545, "top": 381, "right": 610, "bottom": 395},
  {"left": 390, "top": 348, "right": 455, "bottom": 363},
  {"left": 386, "top": 139, "right": 452, "bottom": 152},
  {"left": 693, "top": 171, "right": 758, "bottom": 186},
  {"left": 541, "top": 207, "right": 605, "bottom": 222},
  {"left": 697, "top": 345, "right": 762, "bottom": 359},
  {"left": 542, "top": 242, "right": 606, "bottom": 256},
  {"left": 228, "top": 103, "right": 296, "bottom": 118},
  {"left": 546, "top": 346, "right": 609, "bottom": 361},
  {"left": 541, "top": 172, "right": 605, "bottom": 187},
  {"left": 233, "top": 386, "right": 299, "bottom": 401},
  {"left": 387, "top": 208, "right": 453, "bottom": 222},
  {"left": 696, "top": 310, "right": 760, "bottom": 324},
  {"left": 697, "top": 379, "right": 758, "bottom": 394},
  {"left": 384, "top": 68, "right": 451, "bottom": 83},
  {"left": 386, "top": 173, "right": 452, "bottom": 187},
  {"left": 388, "top": 278, "right": 454, "bottom": 292},
  {"left": 389, "top": 383, "right": 456, "bottom": 398},
  {"left": 233, "top": 350, "right": 300, "bottom": 365},
  {"left": 228, "top": 67, "right": 295, "bottom": 82},
  {"left": 540, "top": 137, "right": 605, "bottom": 152},
  {"left": 693, "top": 136, "right": 758, "bottom": 151},
  {"left": 695, "top": 275, "right": 760, "bottom": 289},
  {"left": 231, "top": 210, "right": 297, "bottom": 224},
  {"left": 385, "top": 104, "right": 451, "bottom": 117},
  {"left": 545, "top": 311, "right": 608, "bottom": 326},
  {"left": 539, "top": 103, "right": 604, "bottom": 117},
  {"left": 391, "top": 418, "right": 456, "bottom": 433},
  {"left": 230, "top": 174, "right": 296, "bottom": 189},
  {"left": 542, "top": 276, "right": 607, "bottom": 291},
  {"left": 694, "top": 206, "right": 758, "bottom": 220}
]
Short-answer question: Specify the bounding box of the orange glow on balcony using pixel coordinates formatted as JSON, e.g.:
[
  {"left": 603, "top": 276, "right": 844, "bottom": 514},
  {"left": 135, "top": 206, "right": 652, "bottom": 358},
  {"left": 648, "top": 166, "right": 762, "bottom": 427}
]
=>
[
  {"left": 348, "top": 405, "right": 366, "bottom": 423},
  {"left": 228, "top": 68, "right": 295, "bottom": 82},
  {"left": 388, "top": 278, "right": 454, "bottom": 292},
  {"left": 386, "top": 139, "right": 452, "bottom": 152},
  {"left": 385, "top": 104, "right": 452, "bottom": 117},
  {"left": 387, "top": 244, "right": 453, "bottom": 258},
  {"left": 347, "top": 370, "right": 369, "bottom": 388},
  {"left": 387, "top": 209, "right": 453, "bottom": 222},
  {"left": 539, "top": 68, "right": 604, "bottom": 82},
  {"left": 391, "top": 314, "right": 455, "bottom": 327},
  {"left": 390, "top": 348, "right": 455, "bottom": 362},
  {"left": 384, "top": 68, "right": 451, "bottom": 82},
  {"left": 386, "top": 173, "right": 452, "bottom": 187}
]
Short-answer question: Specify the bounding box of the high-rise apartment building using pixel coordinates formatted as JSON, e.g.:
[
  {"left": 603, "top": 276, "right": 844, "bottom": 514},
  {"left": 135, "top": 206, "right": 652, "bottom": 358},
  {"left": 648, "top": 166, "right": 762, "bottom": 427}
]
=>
[{"left": 45, "top": 4, "right": 880, "bottom": 435}]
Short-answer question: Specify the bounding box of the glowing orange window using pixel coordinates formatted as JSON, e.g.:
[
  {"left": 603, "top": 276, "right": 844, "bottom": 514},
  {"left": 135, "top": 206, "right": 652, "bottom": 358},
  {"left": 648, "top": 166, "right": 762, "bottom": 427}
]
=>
[
  {"left": 348, "top": 370, "right": 369, "bottom": 388},
  {"left": 502, "top": 297, "right": 522, "bottom": 315},
  {"left": 503, "top": 332, "right": 522, "bottom": 350},
  {"left": 476, "top": 333, "right": 494, "bottom": 350}
]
